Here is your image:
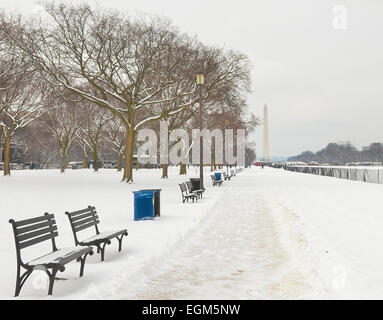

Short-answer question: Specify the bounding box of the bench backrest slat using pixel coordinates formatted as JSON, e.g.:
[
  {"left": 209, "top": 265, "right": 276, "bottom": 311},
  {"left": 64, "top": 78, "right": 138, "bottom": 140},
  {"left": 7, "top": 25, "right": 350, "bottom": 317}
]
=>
[
  {"left": 70, "top": 211, "right": 95, "bottom": 223},
  {"left": 17, "top": 220, "right": 55, "bottom": 235},
  {"left": 18, "top": 226, "right": 58, "bottom": 242},
  {"left": 10, "top": 213, "right": 58, "bottom": 252},
  {"left": 14, "top": 214, "right": 55, "bottom": 227},
  {"left": 72, "top": 216, "right": 98, "bottom": 229},
  {"left": 75, "top": 220, "right": 100, "bottom": 233},
  {"left": 69, "top": 206, "right": 96, "bottom": 217},
  {"left": 66, "top": 206, "right": 100, "bottom": 242},
  {"left": 179, "top": 183, "right": 187, "bottom": 193},
  {"left": 19, "top": 232, "right": 58, "bottom": 249}
]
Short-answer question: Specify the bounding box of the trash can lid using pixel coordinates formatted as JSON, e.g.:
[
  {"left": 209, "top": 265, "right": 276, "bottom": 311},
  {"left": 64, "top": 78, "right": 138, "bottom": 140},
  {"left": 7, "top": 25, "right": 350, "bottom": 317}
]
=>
[
  {"left": 132, "top": 190, "right": 156, "bottom": 196},
  {"left": 139, "top": 189, "right": 162, "bottom": 192}
]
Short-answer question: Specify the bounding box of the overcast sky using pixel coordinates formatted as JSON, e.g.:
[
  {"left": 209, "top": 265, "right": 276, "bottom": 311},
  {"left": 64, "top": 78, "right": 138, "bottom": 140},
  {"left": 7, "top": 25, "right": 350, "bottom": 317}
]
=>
[{"left": 2, "top": 0, "right": 383, "bottom": 158}]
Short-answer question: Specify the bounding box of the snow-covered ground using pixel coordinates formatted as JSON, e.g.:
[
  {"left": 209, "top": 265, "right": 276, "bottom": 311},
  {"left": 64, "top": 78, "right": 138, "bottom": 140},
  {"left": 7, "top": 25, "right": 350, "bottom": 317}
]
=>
[
  {"left": 2, "top": 166, "right": 383, "bottom": 299},
  {"left": 0, "top": 167, "right": 225, "bottom": 299}
]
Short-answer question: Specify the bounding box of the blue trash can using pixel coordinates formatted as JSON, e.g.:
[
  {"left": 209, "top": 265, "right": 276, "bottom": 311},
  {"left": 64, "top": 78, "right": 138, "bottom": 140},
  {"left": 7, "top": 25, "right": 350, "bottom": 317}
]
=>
[
  {"left": 140, "top": 189, "right": 161, "bottom": 217},
  {"left": 214, "top": 172, "right": 222, "bottom": 181},
  {"left": 132, "top": 190, "right": 156, "bottom": 221}
]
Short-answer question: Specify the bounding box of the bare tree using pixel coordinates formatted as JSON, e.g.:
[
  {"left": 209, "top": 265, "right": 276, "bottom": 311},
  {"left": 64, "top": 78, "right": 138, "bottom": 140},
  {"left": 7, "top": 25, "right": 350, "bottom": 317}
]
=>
[
  {"left": 103, "top": 116, "right": 126, "bottom": 172},
  {"left": 0, "top": 13, "right": 47, "bottom": 175},
  {"left": 39, "top": 141, "right": 59, "bottom": 169},
  {"left": 77, "top": 102, "right": 112, "bottom": 171},
  {"left": 16, "top": 3, "right": 202, "bottom": 182},
  {"left": 41, "top": 95, "right": 84, "bottom": 173}
]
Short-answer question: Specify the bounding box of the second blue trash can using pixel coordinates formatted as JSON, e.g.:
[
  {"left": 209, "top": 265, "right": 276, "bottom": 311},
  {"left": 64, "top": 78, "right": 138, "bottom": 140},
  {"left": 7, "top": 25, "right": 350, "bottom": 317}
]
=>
[
  {"left": 214, "top": 172, "right": 222, "bottom": 181},
  {"left": 132, "top": 190, "right": 156, "bottom": 221}
]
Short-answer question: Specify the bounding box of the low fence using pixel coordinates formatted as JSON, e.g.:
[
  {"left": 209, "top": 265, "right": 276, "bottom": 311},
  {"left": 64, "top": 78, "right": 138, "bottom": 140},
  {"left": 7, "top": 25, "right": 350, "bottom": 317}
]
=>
[{"left": 285, "top": 166, "right": 383, "bottom": 184}]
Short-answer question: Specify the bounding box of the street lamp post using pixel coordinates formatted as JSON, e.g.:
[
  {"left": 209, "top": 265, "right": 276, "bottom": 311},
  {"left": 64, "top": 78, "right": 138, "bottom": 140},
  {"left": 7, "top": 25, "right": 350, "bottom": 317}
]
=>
[
  {"left": 225, "top": 119, "right": 230, "bottom": 176},
  {"left": 196, "top": 73, "right": 204, "bottom": 189}
]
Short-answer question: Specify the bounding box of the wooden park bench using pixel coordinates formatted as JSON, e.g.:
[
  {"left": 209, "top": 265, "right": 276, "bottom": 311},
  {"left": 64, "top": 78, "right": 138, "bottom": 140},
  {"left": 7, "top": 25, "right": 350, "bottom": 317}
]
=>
[
  {"left": 179, "top": 183, "right": 198, "bottom": 203},
  {"left": 186, "top": 180, "right": 204, "bottom": 199},
  {"left": 9, "top": 213, "right": 93, "bottom": 296},
  {"left": 65, "top": 206, "right": 128, "bottom": 262},
  {"left": 211, "top": 174, "right": 223, "bottom": 186}
]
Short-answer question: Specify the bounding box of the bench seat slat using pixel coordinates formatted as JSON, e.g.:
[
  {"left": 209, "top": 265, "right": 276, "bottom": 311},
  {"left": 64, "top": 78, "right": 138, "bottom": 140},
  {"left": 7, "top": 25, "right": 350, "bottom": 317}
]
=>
[
  {"left": 80, "top": 229, "right": 128, "bottom": 245},
  {"left": 27, "top": 246, "right": 92, "bottom": 266},
  {"left": 14, "top": 214, "right": 55, "bottom": 227},
  {"left": 68, "top": 207, "right": 96, "bottom": 217},
  {"left": 18, "top": 226, "right": 57, "bottom": 242},
  {"left": 74, "top": 220, "right": 99, "bottom": 232},
  {"left": 19, "top": 232, "right": 58, "bottom": 249}
]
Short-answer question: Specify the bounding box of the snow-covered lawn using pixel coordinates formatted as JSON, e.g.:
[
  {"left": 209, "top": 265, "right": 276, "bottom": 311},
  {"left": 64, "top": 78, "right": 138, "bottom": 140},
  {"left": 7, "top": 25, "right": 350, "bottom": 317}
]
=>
[
  {"left": 2, "top": 166, "right": 383, "bottom": 299},
  {"left": 0, "top": 167, "right": 225, "bottom": 299}
]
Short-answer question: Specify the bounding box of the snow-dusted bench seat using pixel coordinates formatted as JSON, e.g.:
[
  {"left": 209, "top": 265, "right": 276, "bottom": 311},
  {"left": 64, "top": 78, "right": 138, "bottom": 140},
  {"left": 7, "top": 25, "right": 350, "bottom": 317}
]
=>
[
  {"left": 65, "top": 206, "right": 128, "bottom": 262},
  {"left": 9, "top": 213, "right": 93, "bottom": 296}
]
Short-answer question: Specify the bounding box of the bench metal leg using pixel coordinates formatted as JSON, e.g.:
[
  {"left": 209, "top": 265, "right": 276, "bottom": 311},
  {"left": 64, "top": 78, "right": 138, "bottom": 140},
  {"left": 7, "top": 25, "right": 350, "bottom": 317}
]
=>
[
  {"left": 97, "top": 241, "right": 110, "bottom": 262},
  {"left": 117, "top": 233, "right": 127, "bottom": 252},
  {"left": 79, "top": 251, "right": 93, "bottom": 277},
  {"left": 14, "top": 266, "right": 32, "bottom": 297},
  {"left": 101, "top": 243, "right": 107, "bottom": 261},
  {"left": 47, "top": 268, "right": 59, "bottom": 296}
]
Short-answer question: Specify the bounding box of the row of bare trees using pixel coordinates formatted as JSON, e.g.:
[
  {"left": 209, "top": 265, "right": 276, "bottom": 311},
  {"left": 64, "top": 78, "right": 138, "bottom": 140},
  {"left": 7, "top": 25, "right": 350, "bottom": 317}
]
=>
[{"left": 0, "top": 2, "right": 258, "bottom": 181}]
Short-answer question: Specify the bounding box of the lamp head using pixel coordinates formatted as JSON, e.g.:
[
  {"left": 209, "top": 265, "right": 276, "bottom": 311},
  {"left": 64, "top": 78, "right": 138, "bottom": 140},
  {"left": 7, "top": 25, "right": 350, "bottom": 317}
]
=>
[{"left": 196, "top": 73, "right": 204, "bottom": 85}]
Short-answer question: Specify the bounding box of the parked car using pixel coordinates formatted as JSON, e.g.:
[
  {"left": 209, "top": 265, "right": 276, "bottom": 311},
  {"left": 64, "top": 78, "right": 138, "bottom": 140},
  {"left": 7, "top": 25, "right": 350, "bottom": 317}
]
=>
[{"left": 68, "top": 161, "right": 84, "bottom": 169}]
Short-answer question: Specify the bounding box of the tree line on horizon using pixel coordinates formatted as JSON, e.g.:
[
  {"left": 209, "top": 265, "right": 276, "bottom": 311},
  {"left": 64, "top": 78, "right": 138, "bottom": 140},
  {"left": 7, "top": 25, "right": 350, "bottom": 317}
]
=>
[
  {"left": 288, "top": 142, "right": 383, "bottom": 164},
  {"left": 0, "top": 1, "right": 258, "bottom": 180}
]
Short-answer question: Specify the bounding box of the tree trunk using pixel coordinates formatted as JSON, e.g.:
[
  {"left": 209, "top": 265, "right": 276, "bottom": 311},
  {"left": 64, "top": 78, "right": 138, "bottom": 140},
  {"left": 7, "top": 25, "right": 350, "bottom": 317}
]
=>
[
  {"left": 180, "top": 163, "right": 187, "bottom": 175},
  {"left": 122, "top": 127, "right": 134, "bottom": 183},
  {"left": 161, "top": 164, "right": 168, "bottom": 179},
  {"left": 83, "top": 158, "right": 88, "bottom": 169},
  {"left": 211, "top": 150, "right": 215, "bottom": 171},
  {"left": 22, "top": 153, "right": 26, "bottom": 170},
  {"left": 60, "top": 151, "right": 67, "bottom": 173},
  {"left": 211, "top": 140, "right": 217, "bottom": 171},
  {"left": 117, "top": 153, "right": 123, "bottom": 172},
  {"left": 92, "top": 143, "right": 98, "bottom": 172},
  {"left": 3, "top": 135, "right": 11, "bottom": 176}
]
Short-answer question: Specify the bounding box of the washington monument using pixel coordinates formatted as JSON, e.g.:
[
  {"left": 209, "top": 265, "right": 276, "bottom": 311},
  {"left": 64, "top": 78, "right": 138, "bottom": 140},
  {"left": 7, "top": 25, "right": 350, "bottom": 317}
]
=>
[{"left": 263, "top": 104, "right": 270, "bottom": 161}]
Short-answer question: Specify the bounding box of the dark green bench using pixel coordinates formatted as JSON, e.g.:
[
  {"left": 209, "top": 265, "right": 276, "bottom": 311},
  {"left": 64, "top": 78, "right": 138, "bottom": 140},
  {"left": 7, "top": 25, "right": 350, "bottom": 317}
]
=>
[
  {"left": 9, "top": 213, "right": 93, "bottom": 296},
  {"left": 65, "top": 206, "right": 128, "bottom": 262}
]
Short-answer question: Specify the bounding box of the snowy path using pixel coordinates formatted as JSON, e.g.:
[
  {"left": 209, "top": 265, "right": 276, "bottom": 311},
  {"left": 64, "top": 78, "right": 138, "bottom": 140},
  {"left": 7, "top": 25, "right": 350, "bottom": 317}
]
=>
[{"left": 121, "top": 171, "right": 327, "bottom": 299}]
